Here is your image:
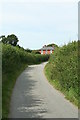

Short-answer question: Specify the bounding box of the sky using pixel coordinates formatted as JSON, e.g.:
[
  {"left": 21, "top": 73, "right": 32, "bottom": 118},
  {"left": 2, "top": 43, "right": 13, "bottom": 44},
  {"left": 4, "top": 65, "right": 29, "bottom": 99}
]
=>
[{"left": 0, "top": 0, "right": 78, "bottom": 49}]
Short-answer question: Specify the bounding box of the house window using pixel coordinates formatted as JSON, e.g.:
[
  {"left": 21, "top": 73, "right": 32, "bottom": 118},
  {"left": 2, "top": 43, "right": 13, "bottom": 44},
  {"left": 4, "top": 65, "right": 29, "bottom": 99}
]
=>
[
  {"left": 46, "top": 50, "right": 47, "bottom": 54},
  {"left": 41, "top": 50, "right": 43, "bottom": 54},
  {"left": 50, "top": 50, "right": 52, "bottom": 54}
]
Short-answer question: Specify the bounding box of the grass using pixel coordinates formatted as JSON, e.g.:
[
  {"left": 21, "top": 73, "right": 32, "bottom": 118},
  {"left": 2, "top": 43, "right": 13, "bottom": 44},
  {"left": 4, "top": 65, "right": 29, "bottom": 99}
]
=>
[
  {"left": 2, "top": 64, "right": 28, "bottom": 118},
  {"left": 44, "top": 63, "right": 78, "bottom": 107},
  {"left": 44, "top": 41, "right": 79, "bottom": 108}
]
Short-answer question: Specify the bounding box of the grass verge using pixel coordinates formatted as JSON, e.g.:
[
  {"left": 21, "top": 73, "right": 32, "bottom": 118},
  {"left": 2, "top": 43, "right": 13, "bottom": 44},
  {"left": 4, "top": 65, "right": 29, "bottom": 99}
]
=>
[
  {"left": 2, "top": 64, "right": 28, "bottom": 118},
  {"left": 44, "top": 63, "right": 78, "bottom": 108}
]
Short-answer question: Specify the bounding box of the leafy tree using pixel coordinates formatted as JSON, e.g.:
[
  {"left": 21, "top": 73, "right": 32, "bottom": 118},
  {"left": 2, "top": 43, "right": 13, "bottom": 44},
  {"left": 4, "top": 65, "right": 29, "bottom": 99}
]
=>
[
  {"left": 7, "top": 34, "right": 19, "bottom": 46},
  {"left": 16, "top": 44, "right": 21, "bottom": 48},
  {"left": 25, "top": 49, "right": 32, "bottom": 53},
  {"left": 31, "top": 50, "right": 40, "bottom": 54},
  {"left": 0, "top": 34, "right": 19, "bottom": 46},
  {"left": 0, "top": 35, "right": 5, "bottom": 40},
  {"left": 35, "top": 51, "right": 41, "bottom": 54},
  {"left": 0, "top": 35, "right": 7, "bottom": 44},
  {"left": 47, "top": 43, "right": 58, "bottom": 48}
]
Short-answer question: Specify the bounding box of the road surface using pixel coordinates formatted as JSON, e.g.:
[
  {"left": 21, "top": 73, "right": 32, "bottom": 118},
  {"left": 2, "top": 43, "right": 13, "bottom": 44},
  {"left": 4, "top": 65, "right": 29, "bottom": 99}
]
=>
[{"left": 9, "top": 62, "right": 78, "bottom": 118}]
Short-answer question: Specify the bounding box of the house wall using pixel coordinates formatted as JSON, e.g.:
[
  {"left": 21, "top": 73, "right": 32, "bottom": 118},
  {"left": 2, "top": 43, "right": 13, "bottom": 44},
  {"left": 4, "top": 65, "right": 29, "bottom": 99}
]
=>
[
  {"left": 43, "top": 50, "right": 46, "bottom": 54},
  {"left": 39, "top": 50, "right": 41, "bottom": 54},
  {"left": 39, "top": 50, "right": 43, "bottom": 54},
  {"left": 47, "top": 50, "right": 50, "bottom": 54},
  {"left": 39, "top": 50, "right": 54, "bottom": 54}
]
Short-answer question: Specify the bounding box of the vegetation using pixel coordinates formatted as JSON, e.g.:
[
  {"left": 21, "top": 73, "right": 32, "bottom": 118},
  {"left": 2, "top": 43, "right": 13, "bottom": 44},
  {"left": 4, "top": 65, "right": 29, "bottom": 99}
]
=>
[
  {"left": 2, "top": 35, "right": 49, "bottom": 118},
  {"left": 45, "top": 41, "right": 79, "bottom": 107},
  {"left": 25, "top": 48, "right": 32, "bottom": 53},
  {"left": 47, "top": 43, "right": 59, "bottom": 49},
  {"left": 0, "top": 34, "right": 19, "bottom": 46},
  {"left": 31, "top": 50, "right": 40, "bottom": 54}
]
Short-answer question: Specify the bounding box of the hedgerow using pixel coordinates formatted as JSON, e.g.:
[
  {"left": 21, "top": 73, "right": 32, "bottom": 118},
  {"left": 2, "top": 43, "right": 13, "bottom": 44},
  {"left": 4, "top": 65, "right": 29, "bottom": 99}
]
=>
[
  {"left": 2, "top": 44, "right": 49, "bottom": 73},
  {"left": 45, "top": 41, "right": 79, "bottom": 106},
  {"left": 2, "top": 44, "right": 49, "bottom": 118}
]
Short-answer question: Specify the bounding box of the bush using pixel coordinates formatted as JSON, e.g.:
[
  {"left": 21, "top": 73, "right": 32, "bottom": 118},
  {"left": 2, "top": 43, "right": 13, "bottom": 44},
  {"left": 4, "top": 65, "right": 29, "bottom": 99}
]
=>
[
  {"left": 2, "top": 43, "right": 50, "bottom": 118},
  {"left": 45, "top": 41, "right": 79, "bottom": 106},
  {"left": 2, "top": 44, "right": 49, "bottom": 81}
]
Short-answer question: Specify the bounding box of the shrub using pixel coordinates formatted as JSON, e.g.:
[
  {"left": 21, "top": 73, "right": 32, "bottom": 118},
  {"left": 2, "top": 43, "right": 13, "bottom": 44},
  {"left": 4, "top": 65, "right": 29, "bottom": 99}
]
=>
[
  {"left": 2, "top": 44, "right": 49, "bottom": 83},
  {"left": 45, "top": 41, "right": 79, "bottom": 106},
  {"left": 2, "top": 43, "right": 50, "bottom": 118}
]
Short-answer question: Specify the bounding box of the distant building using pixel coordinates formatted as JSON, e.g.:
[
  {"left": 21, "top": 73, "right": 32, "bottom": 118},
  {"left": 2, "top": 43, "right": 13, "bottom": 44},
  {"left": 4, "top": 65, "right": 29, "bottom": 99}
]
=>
[{"left": 39, "top": 45, "right": 54, "bottom": 54}]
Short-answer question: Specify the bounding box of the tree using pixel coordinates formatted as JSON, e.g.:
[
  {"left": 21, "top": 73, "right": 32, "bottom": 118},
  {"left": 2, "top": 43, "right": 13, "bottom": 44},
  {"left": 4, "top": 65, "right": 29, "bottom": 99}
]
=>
[
  {"left": 0, "top": 35, "right": 5, "bottom": 40},
  {"left": 0, "top": 35, "right": 7, "bottom": 44},
  {"left": 35, "top": 51, "right": 41, "bottom": 54},
  {"left": 47, "top": 43, "right": 58, "bottom": 48},
  {"left": 0, "top": 34, "right": 19, "bottom": 46},
  {"left": 31, "top": 50, "right": 40, "bottom": 54},
  {"left": 7, "top": 34, "right": 19, "bottom": 46},
  {"left": 25, "top": 49, "right": 32, "bottom": 53}
]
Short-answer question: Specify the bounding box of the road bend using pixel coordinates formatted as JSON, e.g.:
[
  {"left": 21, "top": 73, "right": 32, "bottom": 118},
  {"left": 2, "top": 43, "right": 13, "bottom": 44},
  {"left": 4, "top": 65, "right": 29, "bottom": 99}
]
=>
[{"left": 9, "top": 62, "right": 78, "bottom": 118}]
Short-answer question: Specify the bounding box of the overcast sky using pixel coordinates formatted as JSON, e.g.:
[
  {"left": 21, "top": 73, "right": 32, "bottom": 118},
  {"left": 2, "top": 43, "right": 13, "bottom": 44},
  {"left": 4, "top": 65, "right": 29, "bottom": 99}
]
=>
[{"left": 0, "top": 0, "right": 78, "bottom": 49}]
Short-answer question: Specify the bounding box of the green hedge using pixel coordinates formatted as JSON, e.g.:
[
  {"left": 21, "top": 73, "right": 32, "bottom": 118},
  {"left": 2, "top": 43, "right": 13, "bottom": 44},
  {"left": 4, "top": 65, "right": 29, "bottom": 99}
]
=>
[
  {"left": 2, "top": 44, "right": 49, "bottom": 118},
  {"left": 2, "top": 44, "right": 49, "bottom": 74},
  {"left": 45, "top": 41, "right": 79, "bottom": 106}
]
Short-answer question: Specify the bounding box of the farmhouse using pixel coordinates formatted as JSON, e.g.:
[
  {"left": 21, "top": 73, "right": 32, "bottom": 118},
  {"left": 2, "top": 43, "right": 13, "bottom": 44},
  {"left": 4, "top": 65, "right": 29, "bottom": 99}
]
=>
[{"left": 39, "top": 45, "right": 54, "bottom": 54}]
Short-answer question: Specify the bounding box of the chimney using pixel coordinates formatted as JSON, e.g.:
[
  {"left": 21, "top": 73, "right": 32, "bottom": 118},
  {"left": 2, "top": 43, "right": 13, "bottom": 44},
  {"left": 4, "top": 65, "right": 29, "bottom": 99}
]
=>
[{"left": 43, "top": 45, "right": 46, "bottom": 48}]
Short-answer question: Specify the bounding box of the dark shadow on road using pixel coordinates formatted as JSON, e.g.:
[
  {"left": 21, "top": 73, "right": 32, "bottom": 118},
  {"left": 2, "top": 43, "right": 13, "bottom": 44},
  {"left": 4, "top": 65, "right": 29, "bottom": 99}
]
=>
[{"left": 9, "top": 66, "right": 47, "bottom": 118}]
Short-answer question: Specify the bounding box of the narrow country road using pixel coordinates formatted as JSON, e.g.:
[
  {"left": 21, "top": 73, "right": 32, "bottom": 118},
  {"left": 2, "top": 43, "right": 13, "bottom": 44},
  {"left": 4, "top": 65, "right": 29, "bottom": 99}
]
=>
[{"left": 9, "top": 62, "right": 78, "bottom": 118}]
